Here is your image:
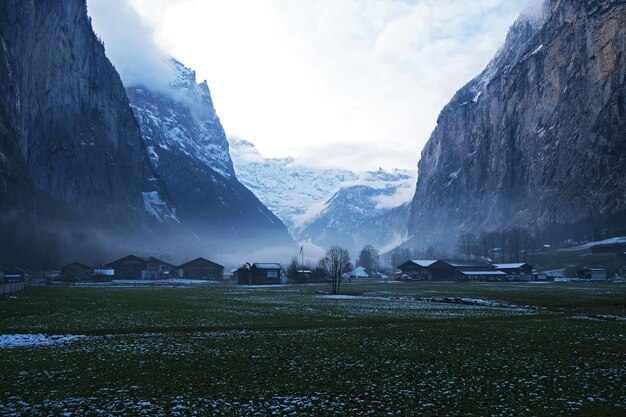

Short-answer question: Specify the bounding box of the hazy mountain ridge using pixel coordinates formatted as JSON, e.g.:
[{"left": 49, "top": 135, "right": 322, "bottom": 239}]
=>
[
  {"left": 408, "top": 0, "right": 626, "bottom": 249},
  {"left": 127, "top": 61, "right": 294, "bottom": 250},
  {"left": 229, "top": 137, "right": 415, "bottom": 253}
]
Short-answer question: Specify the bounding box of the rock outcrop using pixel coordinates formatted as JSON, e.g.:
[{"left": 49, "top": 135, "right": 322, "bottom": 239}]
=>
[
  {"left": 127, "top": 60, "right": 293, "bottom": 250},
  {"left": 0, "top": 0, "right": 178, "bottom": 267},
  {"left": 408, "top": 0, "right": 626, "bottom": 248}
]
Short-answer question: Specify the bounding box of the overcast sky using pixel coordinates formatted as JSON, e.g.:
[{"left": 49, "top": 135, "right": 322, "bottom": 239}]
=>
[{"left": 88, "top": 0, "right": 533, "bottom": 171}]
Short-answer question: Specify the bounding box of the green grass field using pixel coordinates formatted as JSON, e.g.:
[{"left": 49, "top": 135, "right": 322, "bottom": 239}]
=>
[{"left": 0, "top": 282, "right": 624, "bottom": 416}]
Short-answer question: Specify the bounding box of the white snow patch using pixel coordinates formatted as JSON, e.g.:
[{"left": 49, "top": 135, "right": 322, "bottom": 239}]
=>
[
  {"left": 531, "top": 44, "right": 543, "bottom": 55},
  {"left": 0, "top": 334, "right": 85, "bottom": 349}
]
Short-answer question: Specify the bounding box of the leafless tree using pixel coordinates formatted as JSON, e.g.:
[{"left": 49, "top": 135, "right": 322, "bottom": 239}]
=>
[{"left": 320, "top": 245, "right": 352, "bottom": 294}]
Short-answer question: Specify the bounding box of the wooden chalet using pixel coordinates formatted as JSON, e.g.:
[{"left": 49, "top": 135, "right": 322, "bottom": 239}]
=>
[
  {"left": 179, "top": 257, "right": 224, "bottom": 280},
  {"left": 61, "top": 262, "right": 92, "bottom": 282}
]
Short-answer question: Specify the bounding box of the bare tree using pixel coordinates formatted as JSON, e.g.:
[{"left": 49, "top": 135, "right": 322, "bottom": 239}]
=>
[
  {"left": 457, "top": 233, "right": 478, "bottom": 259},
  {"left": 320, "top": 246, "right": 352, "bottom": 294},
  {"left": 356, "top": 244, "right": 379, "bottom": 273}
]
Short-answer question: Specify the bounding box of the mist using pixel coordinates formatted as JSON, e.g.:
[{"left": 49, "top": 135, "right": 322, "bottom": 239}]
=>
[{"left": 87, "top": 0, "right": 175, "bottom": 93}]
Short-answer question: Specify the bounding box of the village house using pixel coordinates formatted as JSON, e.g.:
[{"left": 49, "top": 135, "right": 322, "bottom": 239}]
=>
[
  {"left": 3, "top": 267, "right": 29, "bottom": 282},
  {"left": 397, "top": 260, "right": 437, "bottom": 280},
  {"left": 179, "top": 257, "right": 224, "bottom": 280},
  {"left": 397, "top": 259, "right": 515, "bottom": 282},
  {"left": 236, "top": 263, "right": 283, "bottom": 285},
  {"left": 492, "top": 263, "right": 534, "bottom": 280},
  {"left": 577, "top": 267, "right": 607, "bottom": 281},
  {"left": 106, "top": 255, "right": 180, "bottom": 280},
  {"left": 61, "top": 262, "right": 92, "bottom": 282}
]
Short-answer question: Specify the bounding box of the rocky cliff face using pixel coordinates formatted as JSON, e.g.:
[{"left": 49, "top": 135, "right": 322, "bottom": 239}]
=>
[
  {"left": 127, "top": 61, "right": 293, "bottom": 250},
  {"left": 408, "top": 0, "right": 626, "bottom": 248},
  {"left": 0, "top": 0, "right": 178, "bottom": 266}
]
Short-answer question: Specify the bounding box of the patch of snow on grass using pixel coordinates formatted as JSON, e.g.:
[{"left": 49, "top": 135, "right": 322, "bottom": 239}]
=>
[{"left": 0, "top": 334, "right": 85, "bottom": 349}]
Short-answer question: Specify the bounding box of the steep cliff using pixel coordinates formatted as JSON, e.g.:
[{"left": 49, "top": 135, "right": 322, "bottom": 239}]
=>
[
  {"left": 0, "top": 0, "right": 178, "bottom": 267},
  {"left": 127, "top": 61, "right": 293, "bottom": 250},
  {"left": 408, "top": 0, "right": 626, "bottom": 248}
]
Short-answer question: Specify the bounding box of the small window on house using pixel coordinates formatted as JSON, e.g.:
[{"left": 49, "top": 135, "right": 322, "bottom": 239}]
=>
[{"left": 267, "top": 271, "right": 278, "bottom": 278}]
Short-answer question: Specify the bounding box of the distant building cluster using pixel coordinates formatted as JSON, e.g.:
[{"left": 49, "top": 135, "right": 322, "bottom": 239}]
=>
[
  {"left": 56, "top": 255, "right": 225, "bottom": 282},
  {"left": 397, "top": 260, "right": 538, "bottom": 282}
]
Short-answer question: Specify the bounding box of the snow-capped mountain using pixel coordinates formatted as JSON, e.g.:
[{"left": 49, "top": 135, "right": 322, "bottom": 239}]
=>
[
  {"left": 229, "top": 136, "right": 415, "bottom": 254},
  {"left": 127, "top": 60, "right": 294, "bottom": 253}
]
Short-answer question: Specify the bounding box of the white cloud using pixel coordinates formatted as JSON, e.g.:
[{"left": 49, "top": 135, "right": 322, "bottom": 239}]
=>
[
  {"left": 87, "top": 0, "right": 175, "bottom": 92},
  {"left": 89, "top": 0, "right": 534, "bottom": 171}
]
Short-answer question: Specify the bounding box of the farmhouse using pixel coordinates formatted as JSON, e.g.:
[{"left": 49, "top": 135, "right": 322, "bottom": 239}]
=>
[
  {"left": 350, "top": 266, "right": 369, "bottom": 279},
  {"left": 236, "top": 263, "right": 283, "bottom": 285},
  {"left": 577, "top": 267, "right": 607, "bottom": 281},
  {"left": 61, "top": 262, "right": 92, "bottom": 282},
  {"left": 179, "top": 257, "right": 224, "bottom": 280}
]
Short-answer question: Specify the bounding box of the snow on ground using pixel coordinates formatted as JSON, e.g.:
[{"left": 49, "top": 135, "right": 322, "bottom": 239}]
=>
[
  {"left": 559, "top": 236, "right": 626, "bottom": 251},
  {"left": 0, "top": 334, "right": 85, "bottom": 349}
]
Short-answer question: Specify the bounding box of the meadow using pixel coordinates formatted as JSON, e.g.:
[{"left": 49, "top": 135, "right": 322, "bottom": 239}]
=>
[{"left": 0, "top": 281, "right": 624, "bottom": 416}]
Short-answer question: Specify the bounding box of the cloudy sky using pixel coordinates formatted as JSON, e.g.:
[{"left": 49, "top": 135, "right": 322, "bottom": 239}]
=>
[{"left": 88, "top": 0, "right": 534, "bottom": 171}]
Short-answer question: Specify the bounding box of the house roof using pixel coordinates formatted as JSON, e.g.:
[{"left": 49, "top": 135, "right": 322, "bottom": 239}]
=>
[
  {"left": 459, "top": 270, "right": 506, "bottom": 276},
  {"left": 398, "top": 260, "right": 437, "bottom": 268},
  {"left": 350, "top": 266, "right": 369, "bottom": 277},
  {"left": 443, "top": 260, "right": 492, "bottom": 268},
  {"left": 410, "top": 260, "right": 438, "bottom": 267},
  {"left": 178, "top": 257, "right": 224, "bottom": 269},
  {"left": 146, "top": 256, "right": 177, "bottom": 268},
  {"left": 493, "top": 263, "right": 529, "bottom": 269},
  {"left": 252, "top": 263, "right": 282, "bottom": 270},
  {"left": 106, "top": 255, "right": 147, "bottom": 266},
  {"left": 62, "top": 262, "right": 92, "bottom": 270}
]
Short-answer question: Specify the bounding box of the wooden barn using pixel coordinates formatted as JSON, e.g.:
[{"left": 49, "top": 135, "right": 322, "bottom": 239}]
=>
[
  {"left": 577, "top": 267, "right": 607, "bottom": 281},
  {"left": 106, "top": 255, "right": 180, "bottom": 280},
  {"left": 397, "top": 260, "right": 437, "bottom": 280},
  {"left": 493, "top": 263, "right": 533, "bottom": 278},
  {"left": 106, "top": 255, "right": 147, "bottom": 279},
  {"left": 61, "top": 262, "right": 92, "bottom": 282},
  {"left": 237, "top": 263, "right": 283, "bottom": 285},
  {"left": 179, "top": 257, "right": 224, "bottom": 280},
  {"left": 457, "top": 270, "right": 507, "bottom": 282}
]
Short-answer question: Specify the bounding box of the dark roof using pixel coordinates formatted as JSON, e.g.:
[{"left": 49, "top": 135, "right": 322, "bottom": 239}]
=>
[
  {"left": 146, "top": 256, "right": 177, "bottom": 268},
  {"left": 178, "top": 257, "right": 224, "bottom": 269},
  {"left": 459, "top": 270, "right": 506, "bottom": 276},
  {"left": 493, "top": 263, "right": 531, "bottom": 269},
  {"left": 398, "top": 260, "right": 437, "bottom": 268},
  {"left": 106, "top": 255, "right": 147, "bottom": 266},
  {"left": 442, "top": 260, "right": 492, "bottom": 268},
  {"left": 252, "top": 263, "right": 282, "bottom": 270},
  {"left": 62, "top": 262, "right": 92, "bottom": 270}
]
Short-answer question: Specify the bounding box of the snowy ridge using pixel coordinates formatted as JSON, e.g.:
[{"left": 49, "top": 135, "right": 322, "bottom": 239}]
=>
[
  {"left": 131, "top": 59, "right": 233, "bottom": 180},
  {"left": 229, "top": 136, "right": 415, "bottom": 252}
]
